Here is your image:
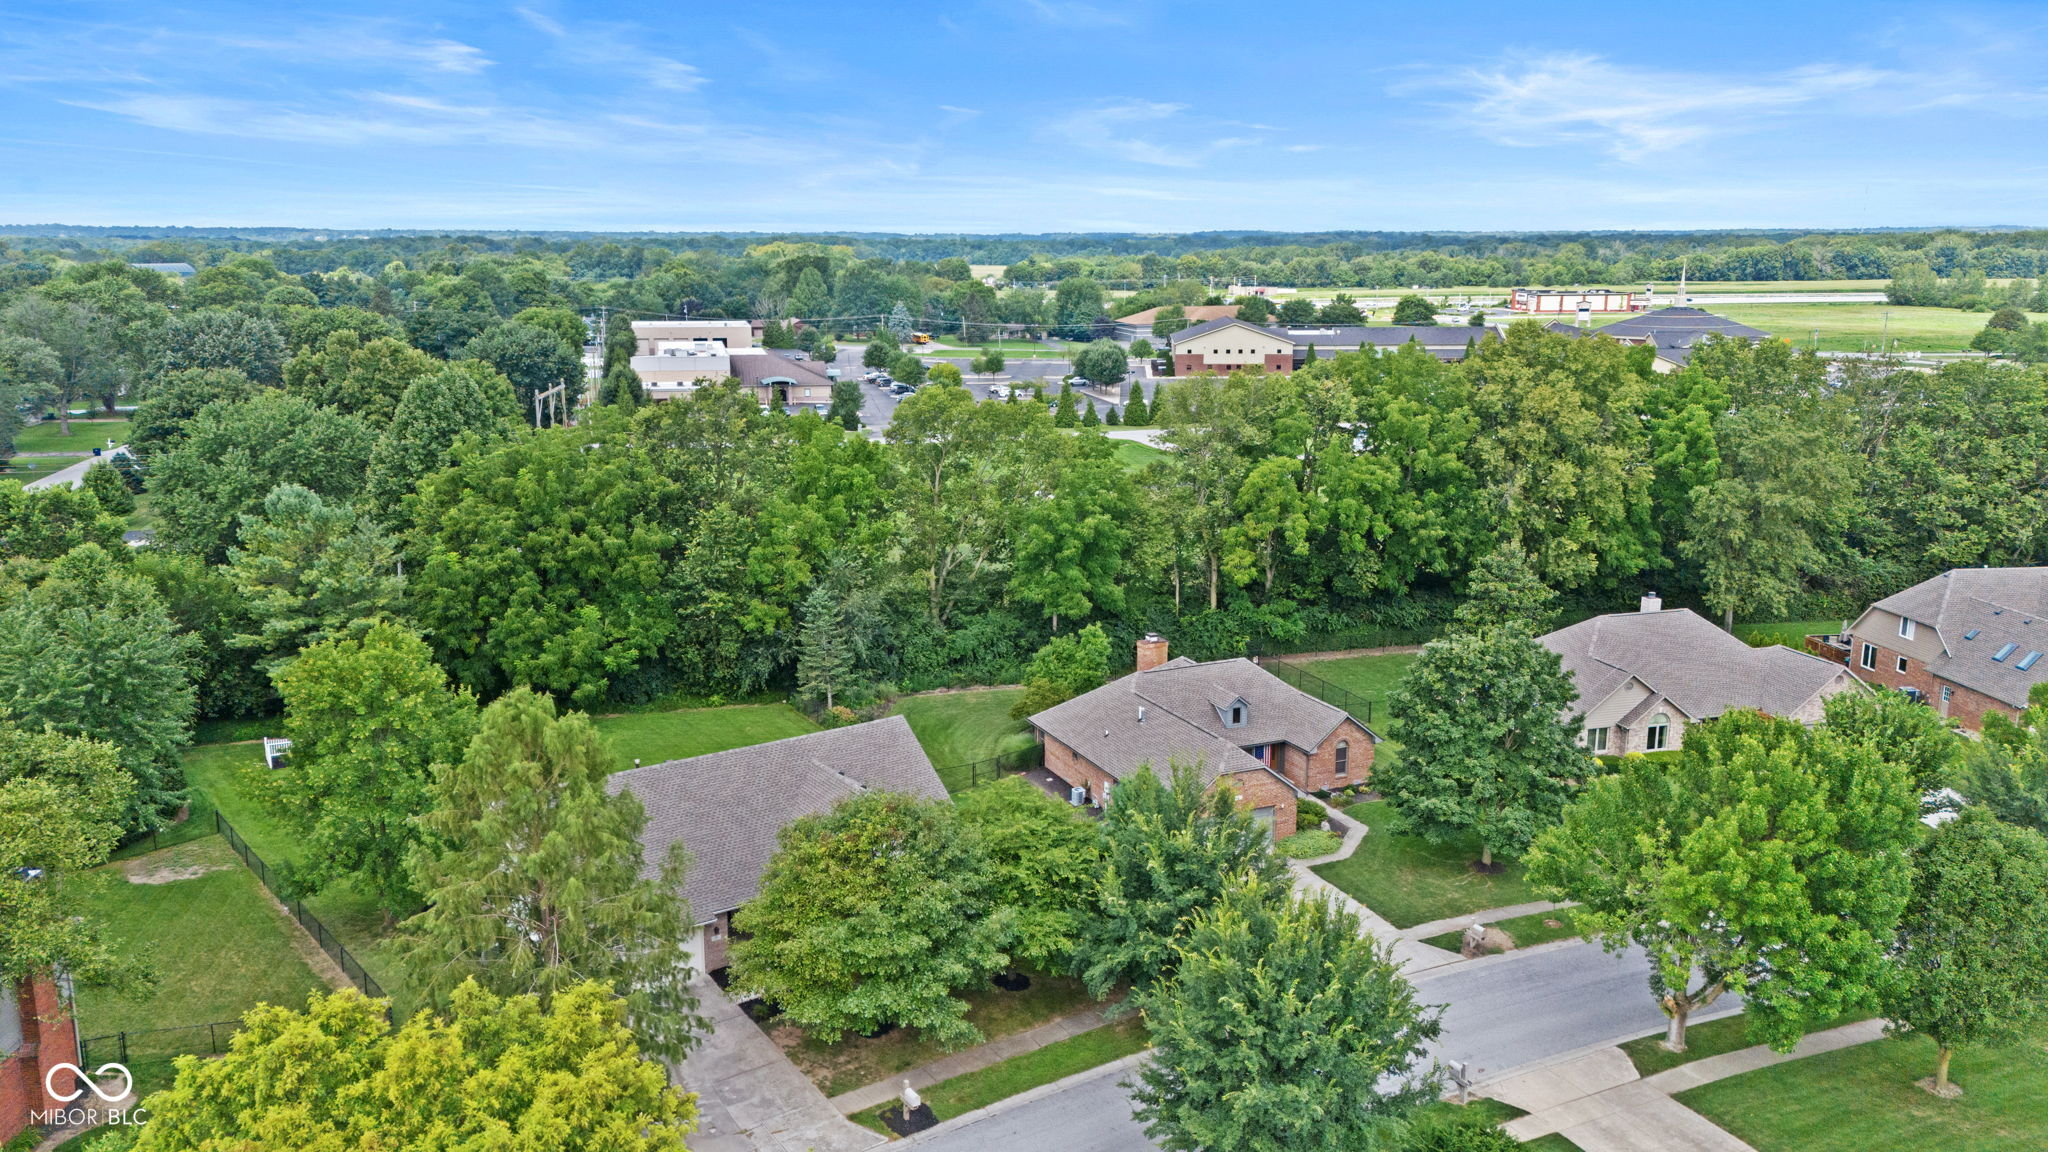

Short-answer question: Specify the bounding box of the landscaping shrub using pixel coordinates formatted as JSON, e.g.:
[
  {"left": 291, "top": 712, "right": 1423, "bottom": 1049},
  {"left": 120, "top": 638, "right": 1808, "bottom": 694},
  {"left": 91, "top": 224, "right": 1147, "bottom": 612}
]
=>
[
  {"left": 1295, "top": 797, "right": 1329, "bottom": 832},
  {"left": 1278, "top": 829, "right": 1341, "bottom": 859},
  {"left": 1404, "top": 1110, "right": 1519, "bottom": 1152}
]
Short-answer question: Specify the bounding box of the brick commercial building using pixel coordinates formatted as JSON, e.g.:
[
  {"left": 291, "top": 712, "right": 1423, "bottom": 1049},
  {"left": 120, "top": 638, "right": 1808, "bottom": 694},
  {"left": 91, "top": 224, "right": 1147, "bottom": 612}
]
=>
[
  {"left": 1813, "top": 567, "right": 2048, "bottom": 730},
  {"left": 1166, "top": 317, "right": 1493, "bottom": 375},
  {"left": 609, "top": 717, "right": 946, "bottom": 977},
  {"left": 1542, "top": 596, "right": 1863, "bottom": 756},
  {"left": 1027, "top": 635, "right": 1378, "bottom": 839},
  {"left": 2, "top": 974, "right": 81, "bottom": 1144},
  {"left": 628, "top": 319, "right": 838, "bottom": 413}
]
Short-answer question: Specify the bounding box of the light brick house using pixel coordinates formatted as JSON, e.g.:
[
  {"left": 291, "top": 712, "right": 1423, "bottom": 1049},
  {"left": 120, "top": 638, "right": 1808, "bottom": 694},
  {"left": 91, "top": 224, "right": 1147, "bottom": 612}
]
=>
[
  {"left": 1814, "top": 566, "right": 2048, "bottom": 730},
  {"left": 609, "top": 716, "right": 946, "bottom": 976},
  {"left": 628, "top": 318, "right": 837, "bottom": 413},
  {"left": 2, "top": 974, "right": 80, "bottom": 1144},
  {"left": 1027, "top": 635, "right": 1379, "bottom": 840},
  {"left": 1542, "top": 596, "right": 1863, "bottom": 755}
]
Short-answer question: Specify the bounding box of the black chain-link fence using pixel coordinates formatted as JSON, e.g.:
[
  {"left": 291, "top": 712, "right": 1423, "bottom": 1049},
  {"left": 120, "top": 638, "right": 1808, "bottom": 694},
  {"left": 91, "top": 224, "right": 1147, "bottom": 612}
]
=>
[
  {"left": 1259, "top": 657, "right": 1376, "bottom": 726},
  {"left": 214, "top": 811, "right": 386, "bottom": 1001}
]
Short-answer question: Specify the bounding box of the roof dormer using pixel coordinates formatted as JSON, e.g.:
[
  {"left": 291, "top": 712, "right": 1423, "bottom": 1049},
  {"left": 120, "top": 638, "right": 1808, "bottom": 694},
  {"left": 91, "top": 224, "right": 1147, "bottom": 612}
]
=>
[{"left": 1218, "top": 698, "right": 1249, "bottom": 729}]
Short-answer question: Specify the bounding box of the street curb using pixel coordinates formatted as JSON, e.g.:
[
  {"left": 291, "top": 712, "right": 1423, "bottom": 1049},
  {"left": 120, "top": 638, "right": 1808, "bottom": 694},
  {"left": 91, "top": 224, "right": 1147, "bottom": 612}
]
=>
[
  {"left": 1463, "top": 1002, "right": 1748, "bottom": 1091},
  {"left": 894, "top": 1050, "right": 1151, "bottom": 1147}
]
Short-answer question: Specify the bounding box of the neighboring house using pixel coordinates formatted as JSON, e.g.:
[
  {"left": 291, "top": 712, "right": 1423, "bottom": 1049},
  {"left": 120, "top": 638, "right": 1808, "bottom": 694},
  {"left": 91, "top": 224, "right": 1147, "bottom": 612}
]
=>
[
  {"left": 1593, "top": 306, "right": 1772, "bottom": 371},
  {"left": 128, "top": 261, "right": 196, "bottom": 278},
  {"left": 1510, "top": 288, "right": 1639, "bottom": 313},
  {"left": 1541, "top": 595, "right": 1863, "bottom": 756},
  {"left": 629, "top": 319, "right": 836, "bottom": 412},
  {"left": 1112, "top": 304, "right": 1240, "bottom": 342},
  {"left": 1813, "top": 566, "right": 2048, "bottom": 730},
  {"left": 607, "top": 716, "right": 946, "bottom": 976},
  {"left": 1, "top": 974, "right": 80, "bottom": 1144},
  {"left": 1166, "top": 317, "right": 1492, "bottom": 375},
  {"left": 1027, "top": 634, "right": 1379, "bottom": 840}
]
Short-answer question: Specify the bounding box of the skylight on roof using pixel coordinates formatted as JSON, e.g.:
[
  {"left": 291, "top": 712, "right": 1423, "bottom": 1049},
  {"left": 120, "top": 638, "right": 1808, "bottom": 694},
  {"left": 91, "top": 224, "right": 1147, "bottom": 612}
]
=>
[
  {"left": 2021, "top": 651, "right": 2043, "bottom": 672},
  {"left": 1964, "top": 629, "right": 1981, "bottom": 640},
  {"left": 1994, "top": 643, "right": 2017, "bottom": 662}
]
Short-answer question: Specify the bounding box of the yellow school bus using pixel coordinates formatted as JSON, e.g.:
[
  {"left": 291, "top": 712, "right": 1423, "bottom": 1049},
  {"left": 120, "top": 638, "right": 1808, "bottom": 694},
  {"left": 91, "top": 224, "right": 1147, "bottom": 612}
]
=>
[{"left": 910, "top": 331, "right": 932, "bottom": 345}]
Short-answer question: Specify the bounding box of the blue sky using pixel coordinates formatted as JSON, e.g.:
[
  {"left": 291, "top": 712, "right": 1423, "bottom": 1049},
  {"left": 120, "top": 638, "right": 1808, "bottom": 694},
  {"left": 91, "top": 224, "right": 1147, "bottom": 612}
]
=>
[{"left": 1, "top": 1, "right": 2045, "bottom": 232}]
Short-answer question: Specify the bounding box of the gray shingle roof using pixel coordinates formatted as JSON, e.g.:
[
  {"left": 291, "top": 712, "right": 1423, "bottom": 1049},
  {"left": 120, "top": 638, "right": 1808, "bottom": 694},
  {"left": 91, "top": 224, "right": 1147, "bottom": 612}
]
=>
[
  {"left": 1595, "top": 307, "right": 1771, "bottom": 348},
  {"left": 1283, "top": 325, "right": 1491, "bottom": 348},
  {"left": 1167, "top": 316, "right": 1292, "bottom": 347},
  {"left": 1541, "top": 607, "right": 1850, "bottom": 721},
  {"left": 1866, "top": 567, "right": 2048, "bottom": 708},
  {"left": 129, "top": 262, "right": 195, "bottom": 277},
  {"left": 1029, "top": 656, "right": 1376, "bottom": 786},
  {"left": 606, "top": 715, "right": 945, "bottom": 919}
]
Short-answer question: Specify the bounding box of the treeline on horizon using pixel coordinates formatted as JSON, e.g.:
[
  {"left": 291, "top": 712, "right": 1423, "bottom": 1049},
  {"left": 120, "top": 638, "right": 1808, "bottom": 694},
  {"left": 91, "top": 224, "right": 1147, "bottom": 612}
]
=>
[{"left": 7, "top": 224, "right": 2048, "bottom": 289}]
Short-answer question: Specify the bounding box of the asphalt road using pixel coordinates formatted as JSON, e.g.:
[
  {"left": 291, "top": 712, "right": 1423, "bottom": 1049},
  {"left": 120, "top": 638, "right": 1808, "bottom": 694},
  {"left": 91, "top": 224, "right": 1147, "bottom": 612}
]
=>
[{"left": 912, "top": 939, "right": 1742, "bottom": 1152}]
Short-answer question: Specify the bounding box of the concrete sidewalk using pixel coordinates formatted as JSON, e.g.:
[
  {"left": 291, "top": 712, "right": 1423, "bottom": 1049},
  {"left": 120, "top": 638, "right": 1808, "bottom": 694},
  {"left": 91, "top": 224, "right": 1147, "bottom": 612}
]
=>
[
  {"left": 829, "top": 1004, "right": 1119, "bottom": 1115},
  {"left": 674, "top": 979, "right": 885, "bottom": 1152},
  {"left": 1400, "top": 900, "right": 1576, "bottom": 942},
  {"left": 1495, "top": 1018, "right": 1887, "bottom": 1152},
  {"left": 23, "top": 450, "right": 113, "bottom": 491}
]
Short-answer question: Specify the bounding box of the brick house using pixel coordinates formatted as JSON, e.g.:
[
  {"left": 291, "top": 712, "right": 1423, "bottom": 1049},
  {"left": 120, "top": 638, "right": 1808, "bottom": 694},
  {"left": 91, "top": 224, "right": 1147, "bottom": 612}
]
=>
[
  {"left": 609, "top": 716, "right": 947, "bottom": 977},
  {"left": 1027, "top": 635, "right": 1379, "bottom": 840},
  {"left": 1542, "top": 595, "right": 1864, "bottom": 755},
  {"left": 2, "top": 974, "right": 81, "bottom": 1144},
  {"left": 1813, "top": 566, "right": 2048, "bottom": 730},
  {"left": 1166, "top": 316, "right": 1493, "bottom": 375}
]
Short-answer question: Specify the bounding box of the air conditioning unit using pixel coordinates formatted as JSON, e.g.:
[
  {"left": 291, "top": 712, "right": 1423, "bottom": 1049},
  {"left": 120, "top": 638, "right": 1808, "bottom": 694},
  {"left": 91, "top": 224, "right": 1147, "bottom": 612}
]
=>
[{"left": 1068, "top": 786, "right": 1088, "bottom": 807}]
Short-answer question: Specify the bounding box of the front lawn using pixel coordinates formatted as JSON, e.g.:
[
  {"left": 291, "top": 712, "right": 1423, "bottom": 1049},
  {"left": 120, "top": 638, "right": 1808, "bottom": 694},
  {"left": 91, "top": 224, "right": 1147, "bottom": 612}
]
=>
[
  {"left": 13, "top": 418, "right": 133, "bottom": 454},
  {"left": 591, "top": 701, "right": 818, "bottom": 771},
  {"left": 1622, "top": 1010, "right": 1870, "bottom": 1078},
  {"left": 1676, "top": 1026, "right": 2048, "bottom": 1152},
  {"left": 1311, "top": 801, "right": 1543, "bottom": 929},
  {"left": 891, "top": 688, "right": 1037, "bottom": 791},
  {"left": 73, "top": 837, "right": 329, "bottom": 1048},
  {"left": 1733, "top": 619, "right": 1840, "bottom": 649},
  {"left": 1112, "top": 440, "right": 1167, "bottom": 472},
  {"left": 849, "top": 1015, "right": 1149, "bottom": 1136},
  {"left": 1421, "top": 908, "right": 1579, "bottom": 953},
  {"left": 773, "top": 972, "right": 1104, "bottom": 1098}
]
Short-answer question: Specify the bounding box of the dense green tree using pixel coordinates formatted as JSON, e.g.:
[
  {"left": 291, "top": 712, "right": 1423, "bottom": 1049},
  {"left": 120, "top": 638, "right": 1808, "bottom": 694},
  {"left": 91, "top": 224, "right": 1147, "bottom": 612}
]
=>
[
  {"left": 0, "top": 332, "right": 59, "bottom": 456},
  {"left": 129, "top": 982, "right": 696, "bottom": 1152},
  {"left": 270, "top": 623, "right": 477, "bottom": 916},
  {"left": 407, "top": 429, "right": 676, "bottom": 706},
  {"left": 0, "top": 724, "right": 150, "bottom": 995},
  {"left": 362, "top": 362, "right": 517, "bottom": 519},
  {"left": 886, "top": 349, "right": 928, "bottom": 385},
  {"left": 222, "top": 484, "right": 408, "bottom": 672},
  {"left": 130, "top": 367, "right": 260, "bottom": 455},
  {"left": 280, "top": 304, "right": 401, "bottom": 354},
  {"left": 955, "top": 777, "right": 1102, "bottom": 973},
  {"left": 1133, "top": 883, "right": 1440, "bottom": 1152},
  {"left": 1052, "top": 277, "right": 1106, "bottom": 338},
  {"left": 131, "top": 550, "right": 272, "bottom": 720},
  {"left": 3, "top": 296, "right": 125, "bottom": 433},
  {"left": 1080, "top": 763, "right": 1289, "bottom": 997},
  {"left": 463, "top": 320, "right": 585, "bottom": 422},
  {"left": 1151, "top": 304, "right": 1189, "bottom": 339},
  {"left": 1073, "top": 339, "right": 1129, "bottom": 387},
  {"left": 598, "top": 361, "right": 645, "bottom": 407},
  {"left": 928, "top": 361, "right": 964, "bottom": 388},
  {"left": 1885, "top": 808, "right": 2048, "bottom": 1095},
  {"left": 789, "top": 266, "right": 831, "bottom": 320},
  {"left": 826, "top": 377, "right": 864, "bottom": 429},
  {"left": 150, "top": 391, "right": 375, "bottom": 562},
  {"left": 1123, "top": 382, "right": 1149, "bottom": 424},
  {"left": 0, "top": 545, "right": 196, "bottom": 830},
  {"left": 1011, "top": 624, "right": 1114, "bottom": 719},
  {"left": 1820, "top": 687, "right": 1962, "bottom": 795},
  {"left": 1381, "top": 627, "right": 1583, "bottom": 868},
  {"left": 1276, "top": 297, "right": 1318, "bottom": 324},
  {"left": 148, "top": 308, "right": 286, "bottom": 386},
  {"left": 1232, "top": 294, "right": 1274, "bottom": 324},
  {"left": 510, "top": 304, "right": 589, "bottom": 354},
  {"left": 1527, "top": 710, "right": 1919, "bottom": 1051},
  {"left": 80, "top": 456, "right": 135, "bottom": 515},
  {"left": 795, "top": 581, "right": 860, "bottom": 710},
  {"left": 862, "top": 326, "right": 900, "bottom": 369},
  {"left": 1318, "top": 293, "right": 1366, "bottom": 324},
  {"left": 0, "top": 480, "right": 127, "bottom": 560},
  {"left": 1053, "top": 380, "right": 1079, "bottom": 426},
  {"left": 1682, "top": 410, "right": 1856, "bottom": 630},
  {"left": 1391, "top": 294, "right": 1438, "bottom": 325},
  {"left": 730, "top": 791, "right": 1009, "bottom": 1047},
  {"left": 280, "top": 329, "right": 438, "bottom": 424},
  {"left": 1450, "top": 540, "right": 1556, "bottom": 633},
  {"left": 1010, "top": 445, "right": 1135, "bottom": 630},
  {"left": 400, "top": 689, "right": 704, "bottom": 1060}
]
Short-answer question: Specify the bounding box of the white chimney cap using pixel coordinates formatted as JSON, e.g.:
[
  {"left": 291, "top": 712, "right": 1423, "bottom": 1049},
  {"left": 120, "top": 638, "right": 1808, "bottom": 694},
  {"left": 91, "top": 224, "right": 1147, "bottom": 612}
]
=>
[{"left": 1639, "top": 593, "right": 1662, "bottom": 613}]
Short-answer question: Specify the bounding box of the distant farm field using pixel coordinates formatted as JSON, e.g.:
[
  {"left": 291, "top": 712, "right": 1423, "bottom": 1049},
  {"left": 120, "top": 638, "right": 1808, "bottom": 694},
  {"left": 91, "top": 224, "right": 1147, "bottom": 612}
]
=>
[{"left": 1698, "top": 303, "right": 2048, "bottom": 353}]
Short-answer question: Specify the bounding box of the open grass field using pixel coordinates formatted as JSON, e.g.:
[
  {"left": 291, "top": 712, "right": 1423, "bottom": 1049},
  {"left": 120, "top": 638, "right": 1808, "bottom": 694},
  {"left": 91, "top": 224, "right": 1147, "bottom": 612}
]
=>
[
  {"left": 848, "top": 1016, "right": 1150, "bottom": 1136},
  {"left": 1313, "top": 800, "right": 1544, "bottom": 928},
  {"left": 1697, "top": 303, "right": 2048, "bottom": 353},
  {"left": 1677, "top": 1025, "right": 2048, "bottom": 1152},
  {"left": 1421, "top": 907, "right": 1578, "bottom": 953},
  {"left": 775, "top": 971, "right": 1104, "bottom": 1097},
  {"left": 891, "top": 688, "right": 1036, "bottom": 790},
  {"left": 590, "top": 701, "right": 817, "bottom": 771},
  {"left": 13, "top": 417, "right": 132, "bottom": 454},
  {"left": 1112, "top": 439, "right": 1167, "bottom": 472},
  {"left": 0, "top": 456, "right": 74, "bottom": 482},
  {"left": 73, "top": 837, "right": 328, "bottom": 1044}
]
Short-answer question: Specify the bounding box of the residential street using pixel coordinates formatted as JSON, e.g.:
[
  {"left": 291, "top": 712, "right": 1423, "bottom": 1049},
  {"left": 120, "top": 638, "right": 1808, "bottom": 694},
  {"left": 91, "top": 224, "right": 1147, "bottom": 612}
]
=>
[{"left": 912, "top": 939, "right": 1741, "bottom": 1152}]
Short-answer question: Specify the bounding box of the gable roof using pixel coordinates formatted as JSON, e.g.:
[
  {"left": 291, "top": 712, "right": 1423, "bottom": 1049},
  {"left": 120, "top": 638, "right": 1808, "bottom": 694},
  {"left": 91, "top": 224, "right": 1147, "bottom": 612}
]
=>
[
  {"left": 1168, "top": 316, "right": 1293, "bottom": 347},
  {"left": 1541, "top": 607, "right": 1852, "bottom": 722},
  {"left": 1029, "top": 656, "right": 1375, "bottom": 786},
  {"left": 1595, "top": 307, "right": 1771, "bottom": 348},
  {"left": 129, "top": 262, "right": 196, "bottom": 277},
  {"left": 607, "top": 715, "right": 945, "bottom": 918},
  {"left": 1116, "top": 304, "right": 1240, "bottom": 326},
  {"left": 1862, "top": 567, "right": 2048, "bottom": 708}
]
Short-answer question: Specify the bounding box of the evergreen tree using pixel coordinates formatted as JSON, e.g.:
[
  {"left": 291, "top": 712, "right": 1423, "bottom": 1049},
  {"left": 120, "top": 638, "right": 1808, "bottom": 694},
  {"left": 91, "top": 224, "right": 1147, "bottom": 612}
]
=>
[
  {"left": 886, "top": 302, "right": 915, "bottom": 339},
  {"left": 223, "top": 484, "right": 408, "bottom": 674},
  {"left": 1451, "top": 540, "right": 1557, "bottom": 633},
  {"left": 1081, "top": 398, "right": 1100, "bottom": 426},
  {"left": 826, "top": 378, "right": 864, "bottom": 430},
  {"left": 795, "top": 582, "right": 859, "bottom": 710},
  {"left": 1133, "top": 884, "right": 1440, "bottom": 1152},
  {"left": 598, "top": 361, "right": 644, "bottom": 408},
  {"left": 788, "top": 266, "right": 831, "bottom": 322},
  {"left": 1054, "top": 381, "right": 1079, "bottom": 427},
  {"left": 1105, "top": 404, "right": 1122, "bottom": 426},
  {"left": 82, "top": 458, "right": 135, "bottom": 515},
  {"left": 1123, "top": 383, "right": 1149, "bottom": 425},
  {"left": 398, "top": 688, "right": 705, "bottom": 1060}
]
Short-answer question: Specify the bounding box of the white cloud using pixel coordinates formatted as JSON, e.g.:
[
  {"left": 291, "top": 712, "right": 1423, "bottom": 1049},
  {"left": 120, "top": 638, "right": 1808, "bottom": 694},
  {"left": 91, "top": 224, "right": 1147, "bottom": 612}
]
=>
[
  {"left": 215, "top": 28, "right": 492, "bottom": 76},
  {"left": 1019, "top": 0, "right": 1133, "bottom": 28},
  {"left": 1049, "top": 100, "right": 1194, "bottom": 167},
  {"left": 67, "top": 92, "right": 586, "bottom": 149},
  {"left": 515, "top": 6, "right": 704, "bottom": 92},
  {"left": 1423, "top": 52, "right": 1893, "bottom": 160}
]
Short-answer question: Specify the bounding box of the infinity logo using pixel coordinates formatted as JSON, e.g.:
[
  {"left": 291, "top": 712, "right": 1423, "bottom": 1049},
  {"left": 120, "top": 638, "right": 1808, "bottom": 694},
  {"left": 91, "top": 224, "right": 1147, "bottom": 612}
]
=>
[{"left": 44, "top": 1062, "right": 131, "bottom": 1104}]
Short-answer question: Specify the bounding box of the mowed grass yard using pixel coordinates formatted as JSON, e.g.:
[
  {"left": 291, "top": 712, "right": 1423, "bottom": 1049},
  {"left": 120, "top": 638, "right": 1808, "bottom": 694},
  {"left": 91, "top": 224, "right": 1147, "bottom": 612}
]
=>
[
  {"left": 849, "top": 1016, "right": 1150, "bottom": 1136},
  {"left": 1677, "top": 1026, "right": 2048, "bottom": 1152},
  {"left": 1111, "top": 439, "right": 1167, "bottom": 472},
  {"left": 12, "top": 417, "right": 133, "bottom": 454},
  {"left": 590, "top": 702, "right": 817, "bottom": 770},
  {"left": 891, "top": 687, "right": 1037, "bottom": 792},
  {"left": 73, "top": 837, "right": 329, "bottom": 1046},
  {"left": 1696, "top": 303, "right": 2048, "bottom": 353},
  {"left": 1313, "top": 800, "right": 1543, "bottom": 929},
  {"left": 1734, "top": 618, "right": 1842, "bottom": 648},
  {"left": 1272, "top": 650, "right": 1416, "bottom": 770}
]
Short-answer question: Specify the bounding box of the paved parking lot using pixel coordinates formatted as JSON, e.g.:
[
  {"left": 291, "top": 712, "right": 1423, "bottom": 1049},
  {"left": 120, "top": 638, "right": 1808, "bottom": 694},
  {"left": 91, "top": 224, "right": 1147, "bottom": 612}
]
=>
[{"left": 829, "top": 346, "right": 1134, "bottom": 430}]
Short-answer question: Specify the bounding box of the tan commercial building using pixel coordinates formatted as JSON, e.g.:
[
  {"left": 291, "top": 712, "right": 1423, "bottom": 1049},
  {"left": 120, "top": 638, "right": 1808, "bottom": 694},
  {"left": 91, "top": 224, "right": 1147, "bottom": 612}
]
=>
[{"left": 629, "top": 319, "right": 837, "bottom": 413}]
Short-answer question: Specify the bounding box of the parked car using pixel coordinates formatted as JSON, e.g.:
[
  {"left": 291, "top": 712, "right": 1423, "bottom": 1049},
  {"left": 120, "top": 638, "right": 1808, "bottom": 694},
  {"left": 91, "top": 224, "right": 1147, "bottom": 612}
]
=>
[
  {"left": 888, "top": 382, "right": 917, "bottom": 397},
  {"left": 987, "top": 384, "right": 1012, "bottom": 399}
]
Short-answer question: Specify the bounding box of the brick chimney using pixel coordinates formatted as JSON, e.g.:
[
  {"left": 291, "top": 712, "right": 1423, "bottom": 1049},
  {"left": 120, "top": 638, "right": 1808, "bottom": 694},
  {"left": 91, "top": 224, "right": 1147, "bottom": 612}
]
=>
[
  {"left": 1639, "top": 592, "right": 1662, "bottom": 614},
  {"left": 1136, "top": 633, "right": 1169, "bottom": 672}
]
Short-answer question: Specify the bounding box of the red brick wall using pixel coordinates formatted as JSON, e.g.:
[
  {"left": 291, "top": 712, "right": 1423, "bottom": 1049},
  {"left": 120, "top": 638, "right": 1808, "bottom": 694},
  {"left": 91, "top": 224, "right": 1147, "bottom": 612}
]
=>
[
  {"left": 705, "top": 912, "right": 731, "bottom": 973},
  {"left": 1040, "top": 735, "right": 1120, "bottom": 804},
  {"left": 1221, "top": 769, "right": 1297, "bottom": 840},
  {"left": 1286, "top": 719, "right": 1376, "bottom": 792},
  {"left": 1, "top": 975, "right": 80, "bottom": 1143},
  {"left": 1841, "top": 638, "right": 2020, "bottom": 731},
  {"left": 1263, "top": 353, "right": 1292, "bottom": 372}
]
